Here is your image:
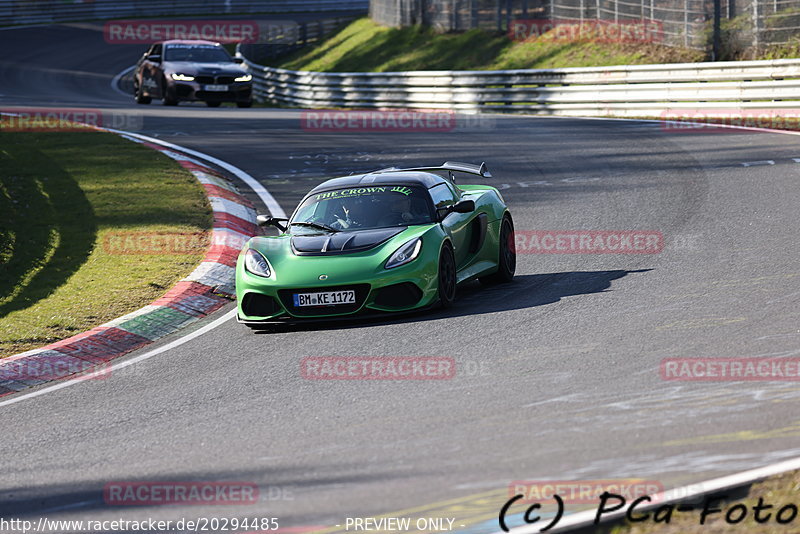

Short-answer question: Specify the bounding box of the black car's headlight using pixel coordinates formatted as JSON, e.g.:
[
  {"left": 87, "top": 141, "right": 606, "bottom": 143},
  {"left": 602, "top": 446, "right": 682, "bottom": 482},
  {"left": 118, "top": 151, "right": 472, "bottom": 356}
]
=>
[
  {"left": 385, "top": 238, "right": 422, "bottom": 269},
  {"left": 234, "top": 74, "right": 252, "bottom": 82},
  {"left": 171, "top": 73, "right": 195, "bottom": 81},
  {"left": 244, "top": 248, "right": 271, "bottom": 277}
]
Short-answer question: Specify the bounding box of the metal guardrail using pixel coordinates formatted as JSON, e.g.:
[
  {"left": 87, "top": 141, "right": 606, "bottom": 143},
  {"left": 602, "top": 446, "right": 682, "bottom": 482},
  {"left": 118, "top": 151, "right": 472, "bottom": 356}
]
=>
[
  {"left": 240, "top": 57, "right": 800, "bottom": 116},
  {"left": 0, "top": 0, "right": 368, "bottom": 27}
]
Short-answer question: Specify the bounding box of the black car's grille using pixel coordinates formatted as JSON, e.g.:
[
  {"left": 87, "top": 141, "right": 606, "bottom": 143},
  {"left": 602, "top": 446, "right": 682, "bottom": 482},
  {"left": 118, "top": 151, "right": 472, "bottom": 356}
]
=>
[
  {"left": 278, "top": 284, "right": 370, "bottom": 317},
  {"left": 195, "top": 91, "right": 236, "bottom": 99},
  {"left": 195, "top": 75, "right": 240, "bottom": 85}
]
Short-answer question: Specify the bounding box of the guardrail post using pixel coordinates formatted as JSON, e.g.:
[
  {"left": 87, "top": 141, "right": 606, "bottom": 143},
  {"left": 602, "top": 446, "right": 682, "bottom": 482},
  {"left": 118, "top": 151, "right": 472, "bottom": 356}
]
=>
[
  {"left": 713, "top": 0, "right": 721, "bottom": 60},
  {"left": 684, "top": 0, "right": 689, "bottom": 47},
  {"left": 753, "top": 0, "right": 761, "bottom": 51},
  {"left": 471, "top": 0, "right": 478, "bottom": 27}
]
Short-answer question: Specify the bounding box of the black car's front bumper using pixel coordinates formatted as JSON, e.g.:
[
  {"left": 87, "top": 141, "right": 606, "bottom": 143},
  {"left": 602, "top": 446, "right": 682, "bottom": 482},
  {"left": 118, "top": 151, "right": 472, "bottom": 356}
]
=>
[{"left": 168, "top": 80, "right": 252, "bottom": 103}]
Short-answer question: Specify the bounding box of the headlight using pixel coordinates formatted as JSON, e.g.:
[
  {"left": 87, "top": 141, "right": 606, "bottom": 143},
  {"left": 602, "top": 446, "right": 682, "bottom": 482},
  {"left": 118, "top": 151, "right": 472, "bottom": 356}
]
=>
[
  {"left": 234, "top": 74, "right": 252, "bottom": 82},
  {"left": 244, "top": 248, "right": 271, "bottom": 277},
  {"left": 385, "top": 238, "right": 422, "bottom": 269},
  {"left": 170, "top": 73, "right": 195, "bottom": 81}
]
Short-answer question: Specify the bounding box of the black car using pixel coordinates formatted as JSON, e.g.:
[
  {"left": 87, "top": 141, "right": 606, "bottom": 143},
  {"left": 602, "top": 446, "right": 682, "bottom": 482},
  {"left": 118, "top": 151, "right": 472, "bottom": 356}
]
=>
[{"left": 134, "top": 40, "right": 253, "bottom": 107}]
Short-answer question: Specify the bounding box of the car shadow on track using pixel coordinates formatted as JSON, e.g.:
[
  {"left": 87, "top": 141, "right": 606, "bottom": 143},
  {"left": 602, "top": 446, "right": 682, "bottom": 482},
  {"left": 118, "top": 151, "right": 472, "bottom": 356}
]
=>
[{"left": 251, "top": 269, "right": 652, "bottom": 334}]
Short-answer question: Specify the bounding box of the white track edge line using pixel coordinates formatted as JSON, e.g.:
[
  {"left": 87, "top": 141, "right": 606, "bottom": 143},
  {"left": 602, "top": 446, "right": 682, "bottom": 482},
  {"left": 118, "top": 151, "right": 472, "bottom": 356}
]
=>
[
  {"left": 105, "top": 128, "right": 286, "bottom": 218},
  {"left": 0, "top": 309, "right": 236, "bottom": 409},
  {"left": 499, "top": 455, "right": 800, "bottom": 534},
  {"left": 110, "top": 65, "right": 135, "bottom": 98}
]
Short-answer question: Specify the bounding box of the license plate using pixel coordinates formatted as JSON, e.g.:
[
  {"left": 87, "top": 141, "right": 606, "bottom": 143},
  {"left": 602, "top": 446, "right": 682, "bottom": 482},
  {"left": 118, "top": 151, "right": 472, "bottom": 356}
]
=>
[
  {"left": 293, "top": 290, "right": 356, "bottom": 307},
  {"left": 204, "top": 84, "right": 228, "bottom": 91}
]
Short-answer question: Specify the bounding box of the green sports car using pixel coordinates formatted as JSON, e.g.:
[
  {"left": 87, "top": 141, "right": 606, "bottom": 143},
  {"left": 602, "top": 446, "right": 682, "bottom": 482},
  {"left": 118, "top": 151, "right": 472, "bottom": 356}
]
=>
[{"left": 235, "top": 162, "right": 515, "bottom": 326}]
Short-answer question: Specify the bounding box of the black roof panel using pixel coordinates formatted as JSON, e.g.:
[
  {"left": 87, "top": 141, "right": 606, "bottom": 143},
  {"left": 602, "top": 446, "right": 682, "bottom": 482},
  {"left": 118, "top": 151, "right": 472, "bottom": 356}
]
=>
[{"left": 308, "top": 171, "right": 447, "bottom": 195}]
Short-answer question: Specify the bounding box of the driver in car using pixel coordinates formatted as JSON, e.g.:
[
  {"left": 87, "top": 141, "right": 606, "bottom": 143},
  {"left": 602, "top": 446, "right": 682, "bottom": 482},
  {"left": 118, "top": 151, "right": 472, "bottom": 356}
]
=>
[
  {"left": 377, "top": 195, "right": 417, "bottom": 227},
  {"left": 330, "top": 198, "right": 373, "bottom": 230}
]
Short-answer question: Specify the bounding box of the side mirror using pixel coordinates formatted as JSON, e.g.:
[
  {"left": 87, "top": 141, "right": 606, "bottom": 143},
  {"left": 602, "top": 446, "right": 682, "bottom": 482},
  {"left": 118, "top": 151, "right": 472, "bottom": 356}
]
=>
[
  {"left": 233, "top": 57, "right": 244, "bottom": 64},
  {"left": 437, "top": 199, "right": 475, "bottom": 221},
  {"left": 257, "top": 215, "right": 288, "bottom": 231},
  {"left": 451, "top": 199, "right": 475, "bottom": 213},
  {"left": 147, "top": 54, "right": 161, "bottom": 62}
]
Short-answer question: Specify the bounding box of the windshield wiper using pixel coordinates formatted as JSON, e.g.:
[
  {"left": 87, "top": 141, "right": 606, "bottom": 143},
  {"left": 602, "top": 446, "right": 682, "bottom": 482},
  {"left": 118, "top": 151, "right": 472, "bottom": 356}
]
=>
[{"left": 290, "top": 221, "right": 340, "bottom": 233}]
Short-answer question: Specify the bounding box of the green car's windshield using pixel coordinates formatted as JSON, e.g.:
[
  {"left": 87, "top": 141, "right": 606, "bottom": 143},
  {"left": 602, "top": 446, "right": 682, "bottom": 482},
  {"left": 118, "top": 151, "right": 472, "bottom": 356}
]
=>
[{"left": 291, "top": 185, "right": 435, "bottom": 232}]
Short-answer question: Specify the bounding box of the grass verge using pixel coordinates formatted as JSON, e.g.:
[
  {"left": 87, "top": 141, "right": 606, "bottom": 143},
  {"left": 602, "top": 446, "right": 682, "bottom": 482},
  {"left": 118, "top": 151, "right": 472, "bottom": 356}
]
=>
[
  {"left": 0, "top": 130, "right": 211, "bottom": 356},
  {"left": 606, "top": 470, "right": 800, "bottom": 533},
  {"left": 274, "top": 18, "right": 704, "bottom": 72}
]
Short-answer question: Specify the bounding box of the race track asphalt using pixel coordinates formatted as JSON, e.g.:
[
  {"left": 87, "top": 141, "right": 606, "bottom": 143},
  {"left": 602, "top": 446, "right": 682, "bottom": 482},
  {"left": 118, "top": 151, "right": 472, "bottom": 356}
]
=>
[{"left": 2, "top": 20, "right": 800, "bottom": 532}]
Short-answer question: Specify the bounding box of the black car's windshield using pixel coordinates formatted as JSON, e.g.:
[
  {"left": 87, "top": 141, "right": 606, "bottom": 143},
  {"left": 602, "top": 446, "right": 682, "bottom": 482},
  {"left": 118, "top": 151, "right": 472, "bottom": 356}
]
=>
[
  {"left": 291, "top": 185, "right": 435, "bottom": 232},
  {"left": 164, "top": 44, "right": 232, "bottom": 63}
]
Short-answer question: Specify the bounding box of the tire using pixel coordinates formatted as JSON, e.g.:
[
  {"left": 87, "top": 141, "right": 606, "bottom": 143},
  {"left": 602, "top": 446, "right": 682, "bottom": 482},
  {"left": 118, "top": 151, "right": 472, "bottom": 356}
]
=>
[
  {"left": 437, "top": 243, "right": 457, "bottom": 308},
  {"left": 480, "top": 214, "right": 516, "bottom": 285},
  {"left": 206, "top": 101, "right": 222, "bottom": 108},
  {"left": 161, "top": 79, "right": 178, "bottom": 106},
  {"left": 134, "top": 81, "right": 151, "bottom": 104},
  {"left": 236, "top": 101, "right": 253, "bottom": 108}
]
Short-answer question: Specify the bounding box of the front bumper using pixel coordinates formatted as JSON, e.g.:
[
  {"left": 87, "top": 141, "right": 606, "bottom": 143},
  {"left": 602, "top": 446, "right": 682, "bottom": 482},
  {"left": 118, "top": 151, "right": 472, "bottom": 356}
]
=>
[
  {"left": 235, "top": 250, "right": 442, "bottom": 322},
  {"left": 236, "top": 277, "right": 438, "bottom": 323},
  {"left": 168, "top": 80, "right": 252, "bottom": 102}
]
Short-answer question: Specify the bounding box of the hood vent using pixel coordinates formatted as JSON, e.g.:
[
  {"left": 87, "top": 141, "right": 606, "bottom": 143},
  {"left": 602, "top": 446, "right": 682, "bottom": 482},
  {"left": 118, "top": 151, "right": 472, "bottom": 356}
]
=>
[{"left": 291, "top": 227, "right": 406, "bottom": 256}]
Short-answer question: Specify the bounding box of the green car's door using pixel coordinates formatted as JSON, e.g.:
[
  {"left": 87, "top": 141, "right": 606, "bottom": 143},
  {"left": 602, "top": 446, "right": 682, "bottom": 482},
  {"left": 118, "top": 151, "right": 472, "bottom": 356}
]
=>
[{"left": 430, "top": 182, "right": 473, "bottom": 269}]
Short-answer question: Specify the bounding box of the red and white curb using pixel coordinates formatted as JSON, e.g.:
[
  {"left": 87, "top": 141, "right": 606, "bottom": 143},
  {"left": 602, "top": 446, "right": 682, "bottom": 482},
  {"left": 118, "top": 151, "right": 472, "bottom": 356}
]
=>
[{"left": 0, "top": 132, "right": 266, "bottom": 397}]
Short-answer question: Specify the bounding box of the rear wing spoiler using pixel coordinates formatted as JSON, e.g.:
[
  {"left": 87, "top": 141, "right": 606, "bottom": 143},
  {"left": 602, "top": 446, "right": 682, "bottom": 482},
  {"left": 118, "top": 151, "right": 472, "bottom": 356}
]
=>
[{"left": 373, "top": 161, "right": 492, "bottom": 179}]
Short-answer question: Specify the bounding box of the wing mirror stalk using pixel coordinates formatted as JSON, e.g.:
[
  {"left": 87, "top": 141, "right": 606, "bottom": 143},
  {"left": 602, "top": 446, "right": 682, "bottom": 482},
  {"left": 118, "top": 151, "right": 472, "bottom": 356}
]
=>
[{"left": 256, "top": 215, "right": 288, "bottom": 232}]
